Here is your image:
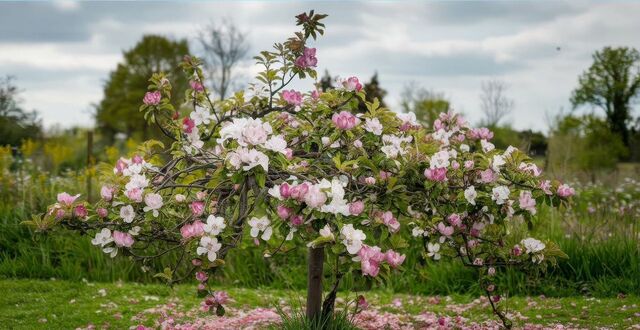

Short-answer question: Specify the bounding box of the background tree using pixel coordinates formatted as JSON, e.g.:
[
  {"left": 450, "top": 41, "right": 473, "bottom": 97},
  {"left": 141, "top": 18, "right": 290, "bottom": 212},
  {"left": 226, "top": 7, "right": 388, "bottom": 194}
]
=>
[
  {"left": 0, "top": 76, "right": 41, "bottom": 147},
  {"left": 571, "top": 46, "right": 640, "bottom": 148},
  {"left": 547, "top": 113, "right": 627, "bottom": 181},
  {"left": 479, "top": 79, "right": 514, "bottom": 127},
  {"left": 400, "top": 82, "right": 450, "bottom": 125},
  {"left": 318, "top": 70, "right": 334, "bottom": 92},
  {"left": 96, "top": 35, "right": 189, "bottom": 143},
  {"left": 198, "top": 20, "right": 250, "bottom": 100},
  {"left": 357, "top": 72, "right": 387, "bottom": 112}
]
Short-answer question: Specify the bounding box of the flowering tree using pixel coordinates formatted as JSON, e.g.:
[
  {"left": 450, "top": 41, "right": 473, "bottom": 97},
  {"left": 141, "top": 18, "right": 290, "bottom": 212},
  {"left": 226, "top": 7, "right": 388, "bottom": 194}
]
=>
[{"left": 31, "top": 11, "right": 572, "bottom": 328}]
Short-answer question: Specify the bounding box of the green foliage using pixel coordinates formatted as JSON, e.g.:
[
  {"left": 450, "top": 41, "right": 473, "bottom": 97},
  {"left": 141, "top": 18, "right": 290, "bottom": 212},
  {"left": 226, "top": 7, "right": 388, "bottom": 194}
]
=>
[
  {"left": 357, "top": 72, "right": 387, "bottom": 113},
  {"left": 0, "top": 76, "right": 42, "bottom": 146},
  {"left": 273, "top": 307, "right": 358, "bottom": 330},
  {"left": 571, "top": 46, "right": 640, "bottom": 148},
  {"left": 400, "top": 83, "right": 450, "bottom": 125},
  {"left": 489, "top": 125, "right": 547, "bottom": 157},
  {"left": 547, "top": 114, "right": 628, "bottom": 177},
  {"left": 96, "top": 35, "right": 190, "bottom": 143}
]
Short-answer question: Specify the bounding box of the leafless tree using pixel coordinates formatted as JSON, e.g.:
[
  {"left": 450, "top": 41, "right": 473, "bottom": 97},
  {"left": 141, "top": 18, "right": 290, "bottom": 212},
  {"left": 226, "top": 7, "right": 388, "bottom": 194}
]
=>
[
  {"left": 198, "top": 20, "right": 250, "bottom": 100},
  {"left": 479, "top": 79, "right": 514, "bottom": 126}
]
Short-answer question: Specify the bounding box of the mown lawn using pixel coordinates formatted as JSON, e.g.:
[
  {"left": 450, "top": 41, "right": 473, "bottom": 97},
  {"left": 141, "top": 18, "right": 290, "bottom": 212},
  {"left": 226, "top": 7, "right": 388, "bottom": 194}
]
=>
[{"left": 0, "top": 279, "right": 639, "bottom": 329}]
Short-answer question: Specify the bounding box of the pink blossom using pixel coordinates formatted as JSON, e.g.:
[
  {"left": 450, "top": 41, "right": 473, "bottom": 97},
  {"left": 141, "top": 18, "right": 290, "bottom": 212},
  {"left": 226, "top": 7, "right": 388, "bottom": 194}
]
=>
[
  {"left": 114, "top": 158, "right": 127, "bottom": 175},
  {"left": 143, "top": 91, "right": 161, "bottom": 105},
  {"left": 73, "top": 205, "right": 88, "bottom": 218},
  {"left": 479, "top": 169, "right": 497, "bottom": 183},
  {"left": 277, "top": 205, "right": 292, "bottom": 219},
  {"left": 519, "top": 191, "right": 537, "bottom": 214},
  {"left": 557, "top": 184, "right": 575, "bottom": 198},
  {"left": 437, "top": 222, "right": 454, "bottom": 237},
  {"left": 342, "top": 76, "right": 363, "bottom": 92},
  {"left": 182, "top": 117, "right": 195, "bottom": 133},
  {"left": 192, "top": 259, "right": 202, "bottom": 266},
  {"left": 451, "top": 160, "right": 460, "bottom": 170},
  {"left": 290, "top": 215, "right": 304, "bottom": 226},
  {"left": 97, "top": 208, "right": 108, "bottom": 218},
  {"left": 364, "top": 176, "right": 376, "bottom": 185},
  {"left": 284, "top": 148, "right": 293, "bottom": 159},
  {"left": 433, "top": 119, "right": 444, "bottom": 130},
  {"left": 447, "top": 213, "right": 462, "bottom": 227},
  {"left": 282, "top": 90, "right": 302, "bottom": 106},
  {"left": 190, "top": 80, "right": 204, "bottom": 92},
  {"left": 424, "top": 168, "right": 447, "bottom": 182},
  {"left": 332, "top": 111, "right": 359, "bottom": 130},
  {"left": 379, "top": 171, "right": 392, "bottom": 180},
  {"left": 125, "top": 188, "right": 143, "bottom": 202},
  {"left": 294, "top": 47, "right": 318, "bottom": 68},
  {"left": 385, "top": 250, "right": 406, "bottom": 268},
  {"left": 190, "top": 201, "right": 205, "bottom": 217},
  {"left": 132, "top": 154, "right": 143, "bottom": 164},
  {"left": 55, "top": 209, "right": 65, "bottom": 220},
  {"left": 113, "top": 231, "right": 134, "bottom": 248},
  {"left": 279, "top": 183, "right": 291, "bottom": 198},
  {"left": 464, "top": 160, "right": 474, "bottom": 169},
  {"left": 180, "top": 220, "right": 205, "bottom": 239},
  {"left": 358, "top": 245, "right": 385, "bottom": 277},
  {"left": 57, "top": 192, "right": 80, "bottom": 206},
  {"left": 195, "top": 271, "right": 208, "bottom": 282},
  {"left": 353, "top": 139, "right": 363, "bottom": 148},
  {"left": 512, "top": 244, "right": 523, "bottom": 256},
  {"left": 357, "top": 295, "right": 369, "bottom": 310},
  {"left": 214, "top": 291, "right": 229, "bottom": 305},
  {"left": 100, "top": 186, "right": 115, "bottom": 201},
  {"left": 311, "top": 89, "right": 320, "bottom": 100},
  {"left": 304, "top": 185, "right": 327, "bottom": 208},
  {"left": 539, "top": 180, "right": 553, "bottom": 195},
  {"left": 289, "top": 183, "right": 309, "bottom": 201},
  {"left": 381, "top": 211, "right": 400, "bottom": 233},
  {"left": 349, "top": 201, "right": 365, "bottom": 216},
  {"left": 469, "top": 127, "right": 494, "bottom": 140}
]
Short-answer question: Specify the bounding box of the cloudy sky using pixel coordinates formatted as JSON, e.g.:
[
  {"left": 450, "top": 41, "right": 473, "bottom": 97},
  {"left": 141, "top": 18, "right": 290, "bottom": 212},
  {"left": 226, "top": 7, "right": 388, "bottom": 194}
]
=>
[{"left": 1, "top": 1, "right": 639, "bottom": 132}]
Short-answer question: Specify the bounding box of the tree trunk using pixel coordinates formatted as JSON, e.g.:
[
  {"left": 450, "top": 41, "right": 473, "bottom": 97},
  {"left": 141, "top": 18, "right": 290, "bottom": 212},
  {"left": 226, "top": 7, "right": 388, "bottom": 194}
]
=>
[{"left": 306, "top": 246, "right": 324, "bottom": 320}]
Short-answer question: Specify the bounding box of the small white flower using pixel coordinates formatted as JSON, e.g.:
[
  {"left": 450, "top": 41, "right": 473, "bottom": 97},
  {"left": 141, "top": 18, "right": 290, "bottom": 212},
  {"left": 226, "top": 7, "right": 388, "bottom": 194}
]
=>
[
  {"left": 427, "top": 243, "right": 441, "bottom": 260},
  {"left": 430, "top": 150, "right": 450, "bottom": 169},
  {"left": 143, "top": 193, "right": 163, "bottom": 217},
  {"left": 125, "top": 174, "right": 149, "bottom": 191},
  {"left": 464, "top": 186, "right": 477, "bottom": 205},
  {"left": 481, "top": 139, "right": 495, "bottom": 153},
  {"left": 248, "top": 216, "right": 273, "bottom": 241},
  {"left": 190, "top": 107, "right": 214, "bottom": 126},
  {"left": 521, "top": 237, "right": 545, "bottom": 254},
  {"left": 340, "top": 224, "right": 366, "bottom": 254},
  {"left": 197, "top": 236, "right": 222, "bottom": 262},
  {"left": 412, "top": 227, "right": 425, "bottom": 237},
  {"left": 319, "top": 225, "right": 334, "bottom": 240},
  {"left": 263, "top": 135, "right": 288, "bottom": 154},
  {"left": 120, "top": 205, "right": 135, "bottom": 223},
  {"left": 91, "top": 228, "right": 113, "bottom": 247},
  {"left": 491, "top": 186, "right": 510, "bottom": 205},
  {"left": 491, "top": 155, "right": 506, "bottom": 172},
  {"left": 204, "top": 215, "right": 226, "bottom": 235},
  {"left": 363, "top": 117, "right": 383, "bottom": 135},
  {"left": 460, "top": 144, "right": 470, "bottom": 153}
]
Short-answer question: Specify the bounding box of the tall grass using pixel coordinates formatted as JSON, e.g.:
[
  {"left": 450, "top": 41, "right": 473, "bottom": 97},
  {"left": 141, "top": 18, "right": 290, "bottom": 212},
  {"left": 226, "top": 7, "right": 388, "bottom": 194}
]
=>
[{"left": 1, "top": 147, "right": 638, "bottom": 297}]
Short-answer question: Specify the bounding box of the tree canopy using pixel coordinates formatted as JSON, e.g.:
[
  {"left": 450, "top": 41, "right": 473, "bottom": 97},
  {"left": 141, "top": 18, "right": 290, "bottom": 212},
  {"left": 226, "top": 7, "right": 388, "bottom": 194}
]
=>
[
  {"left": 571, "top": 46, "right": 640, "bottom": 148},
  {"left": 0, "top": 76, "right": 41, "bottom": 147},
  {"left": 96, "top": 35, "right": 190, "bottom": 143}
]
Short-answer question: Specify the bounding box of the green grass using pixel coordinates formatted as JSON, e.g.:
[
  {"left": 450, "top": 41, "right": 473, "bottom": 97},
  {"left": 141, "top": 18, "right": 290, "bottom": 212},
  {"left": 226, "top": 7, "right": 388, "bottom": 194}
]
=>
[{"left": 1, "top": 279, "right": 639, "bottom": 329}]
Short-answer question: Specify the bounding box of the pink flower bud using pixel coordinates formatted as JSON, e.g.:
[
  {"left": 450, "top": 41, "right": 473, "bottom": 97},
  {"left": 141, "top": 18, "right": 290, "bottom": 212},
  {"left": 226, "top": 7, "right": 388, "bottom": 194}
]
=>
[
  {"left": 290, "top": 215, "right": 304, "bottom": 226},
  {"left": 195, "top": 271, "right": 208, "bottom": 282},
  {"left": 348, "top": 201, "right": 365, "bottom": 216},
  {"left": 97, "top": 208, "right": 108, "bottom": 218},
  {"left": 143, "top": 91, "right": 161, "bottom": 106},
  {"left": 279, "top": 183, "right": 291, "bottom": 199},
  {"left": 277, "top": 205, "right": 292, "bottom": 219},
  {"left": 73, "top": 205, "right": 88, "bottom": 218}
]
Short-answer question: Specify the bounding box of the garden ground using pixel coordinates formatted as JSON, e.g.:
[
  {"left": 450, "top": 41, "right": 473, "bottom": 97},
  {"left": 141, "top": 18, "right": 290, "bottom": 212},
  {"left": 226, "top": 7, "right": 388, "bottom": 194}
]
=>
[{"left": 1, "top": 279, "right": 638, "bottom": 329}]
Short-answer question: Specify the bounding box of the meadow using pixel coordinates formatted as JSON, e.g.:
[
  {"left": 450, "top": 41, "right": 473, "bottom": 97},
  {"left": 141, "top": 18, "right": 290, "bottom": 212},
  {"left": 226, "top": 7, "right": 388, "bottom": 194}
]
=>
[{"left": 1, "top": 144, "right": 639, "bottom": 328}]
